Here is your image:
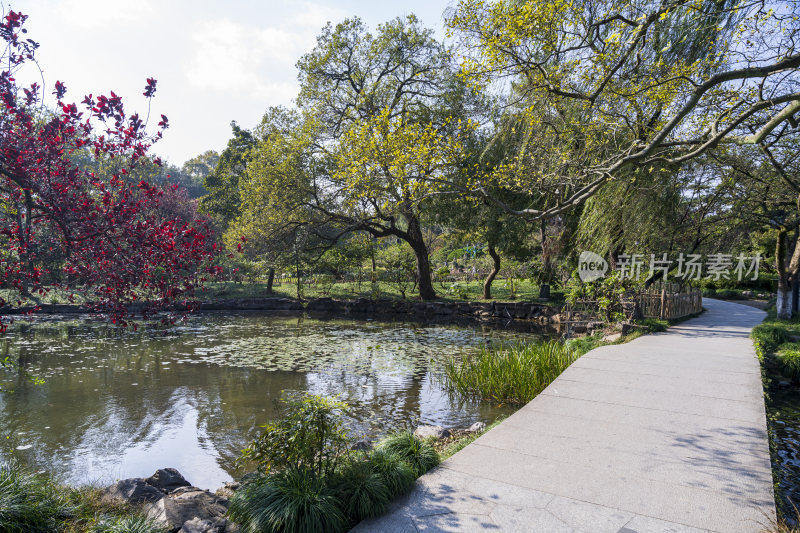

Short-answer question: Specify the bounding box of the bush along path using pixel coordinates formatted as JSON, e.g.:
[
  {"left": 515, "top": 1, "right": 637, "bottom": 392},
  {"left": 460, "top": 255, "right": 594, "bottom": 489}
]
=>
[
  {"left": 354, "top": 298, "right": 775, "bottom": 533},
  {"left": 227, "top": 394, "right": 443, "bottom": 533},
  {"left": 751, "top": 310, "right": 800, "bottom": 531}
]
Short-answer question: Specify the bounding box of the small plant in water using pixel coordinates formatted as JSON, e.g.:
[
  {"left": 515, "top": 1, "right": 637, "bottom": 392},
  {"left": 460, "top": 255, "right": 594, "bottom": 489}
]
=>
[{"left": 444, "top": 340, "right": 580, "bottom": 404}]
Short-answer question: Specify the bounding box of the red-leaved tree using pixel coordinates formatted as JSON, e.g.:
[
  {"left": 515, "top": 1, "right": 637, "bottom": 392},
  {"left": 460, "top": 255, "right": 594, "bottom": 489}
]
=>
[{"left": 0, "top": 10, "right": 219, "bottom": 330}]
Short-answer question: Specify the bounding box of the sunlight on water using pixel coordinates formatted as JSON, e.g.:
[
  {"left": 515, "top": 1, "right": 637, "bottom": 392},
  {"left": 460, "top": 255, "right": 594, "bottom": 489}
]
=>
[{"left": 0, "top": 312, "right": 543, "bottom": 489}]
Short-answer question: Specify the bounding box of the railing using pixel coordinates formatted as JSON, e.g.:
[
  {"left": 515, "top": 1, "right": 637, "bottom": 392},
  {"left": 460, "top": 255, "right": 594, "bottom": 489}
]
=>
[{"left": 636, "top": 288, "right": 703, "bottom": 320}]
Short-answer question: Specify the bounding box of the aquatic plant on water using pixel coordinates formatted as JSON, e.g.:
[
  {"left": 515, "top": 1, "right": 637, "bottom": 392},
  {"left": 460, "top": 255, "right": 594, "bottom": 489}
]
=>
[{"left": 443, "top": 340, "right": 580, "bottom": 404}]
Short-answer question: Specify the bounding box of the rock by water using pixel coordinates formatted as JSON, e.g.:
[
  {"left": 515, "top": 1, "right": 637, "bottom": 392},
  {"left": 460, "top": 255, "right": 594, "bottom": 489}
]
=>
[{"left": 413, "top": 425, "right": 451, "bottom": 439}]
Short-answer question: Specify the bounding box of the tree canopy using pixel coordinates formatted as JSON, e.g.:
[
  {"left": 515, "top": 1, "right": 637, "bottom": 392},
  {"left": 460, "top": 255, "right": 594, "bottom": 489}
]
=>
[{"left": 0, "top": 10, "right": 217, "bottom": 328}]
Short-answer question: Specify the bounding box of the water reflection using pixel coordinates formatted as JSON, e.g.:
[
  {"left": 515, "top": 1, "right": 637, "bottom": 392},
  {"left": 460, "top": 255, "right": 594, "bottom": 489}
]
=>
[
  {"left": 769, "top": 388, "right": 800, "bottom": 523},
  {"left": 0, "top": 312, "right": 540, "bottom": 489}
]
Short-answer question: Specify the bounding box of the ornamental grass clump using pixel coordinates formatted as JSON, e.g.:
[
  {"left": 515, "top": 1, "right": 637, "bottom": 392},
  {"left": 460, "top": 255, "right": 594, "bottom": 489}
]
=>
[
  {"left": 444, "top": 340, "right": 580, "bottom": 404},
  {"left": 231, "top": 394, "right": 439, "bottom": 533},
  {"left": 228, "top": 469, "right": 345, "bottom": 533},
  {"left": 329, "top": 460, "right": 390, "bottom": 521},
  {"left": 376, "top": 431, "right": 439, "bottom": 477},
  {"left": 777, "top": 343, "right": 800, "bottom": 380},
  {"left": 0, "top": 461, "right": 74, "bottom": 533},
  {"left": 365, "top": 449, "right": 416, "bottom": 497},
  {"left": 90, "top": 516, "right": 167, "bottom": 533}
]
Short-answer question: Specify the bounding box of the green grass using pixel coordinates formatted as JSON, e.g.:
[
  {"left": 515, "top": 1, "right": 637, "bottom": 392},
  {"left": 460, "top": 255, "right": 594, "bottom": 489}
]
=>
[
  {"left": 230, "top": 430, "right": 438, "bottom": 532},
  {"left": 443, "top": 340, "right": 580, "bottom": 405},
  {"left": 228, "top": 469, "right": 346, "bottom": 533},
  {"left": 0, "top": 462, "right": 160, "bottom": 533},
  {"left": 442, "top": 312, "right": 695, "bottom": 406},
  {"left": 0, "top": 461, "right": 72, "bottom": 532},
  {"left": 776, "top": 343, "right": 800, "bottom": 380},
  {"left": 330, "top": 461, "right": 390, "bottom": 521},
  {"left": 376, "top": 431, "right": 439, "bottom": 477},
  {"left": 364, "top": 450, "right": 416, "bottom": 498},
  {"left": 89, "top": 516, "right": 166, "bottom": 533},
  {"left": 750, "top": 307, "right": 800, "bottom": 525}
]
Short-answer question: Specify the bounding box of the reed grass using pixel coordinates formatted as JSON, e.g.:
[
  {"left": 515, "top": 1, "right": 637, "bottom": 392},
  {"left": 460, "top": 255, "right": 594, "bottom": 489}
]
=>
[{"left": 443, "top": 340, "right": 580, "bottom": 405}]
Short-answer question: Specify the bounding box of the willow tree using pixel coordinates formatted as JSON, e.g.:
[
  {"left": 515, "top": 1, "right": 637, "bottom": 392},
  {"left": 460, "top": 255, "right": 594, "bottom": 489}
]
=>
[
  {"left": 714, "top": 136, "right": 800, "bottom": 318},
  {"left": 294, "top": 15, "right": 477, "bottom": 300},
  {"left": 447, "top": 0, "right": 800, "bottom": 219}
]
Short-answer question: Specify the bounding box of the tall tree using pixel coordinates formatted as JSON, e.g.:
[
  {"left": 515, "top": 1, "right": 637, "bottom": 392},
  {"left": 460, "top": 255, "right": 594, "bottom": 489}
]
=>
[
  {"left": 199, "top": 122, "right": 255, "bottom": 227},
  {"left": 448, "top": 0, "right": 800, "bottom": 219},
  {"left": 293, "top": 15, "right": 477, "bottom": 300}
]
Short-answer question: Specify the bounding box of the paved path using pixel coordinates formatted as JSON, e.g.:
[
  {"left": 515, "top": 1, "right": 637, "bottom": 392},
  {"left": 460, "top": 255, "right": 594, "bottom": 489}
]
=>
[{"left": 353, "top": 299, "right": 775, "bottom": 532}]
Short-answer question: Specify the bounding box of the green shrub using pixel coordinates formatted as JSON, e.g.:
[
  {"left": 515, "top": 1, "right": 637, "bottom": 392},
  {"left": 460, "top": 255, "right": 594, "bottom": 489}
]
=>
[
  {"left": 0, "top": 462, "right": 73, "bottom": 533},
  {"left": 377, "top": 431, "right": 439, "bottom": 477},
  {"left": 240, "top": 393, "right": 351, "bottom": 477},
  {"left": 637, "top": 318, "right": 669, "bottom": 332},
  {"left": 228, "top": 470, "right": 345, "bottom": 533},
  {"left": 91, "top": 516, "right": 167, "bottom": 533},
  {"left": 752, "top": 324, "right": 791, "bottom": 353},
  {"left": 444, "top": 340, "right": 579, "bottom": 404},
  {"left": 330, "top": 460, "right": 390, "bottom": 521},
  {"left": 776, "top": 343, "right": 800, "bottom": 380},
  {"left": 365, "top": 449, "right": 416, "bottom": 498}
]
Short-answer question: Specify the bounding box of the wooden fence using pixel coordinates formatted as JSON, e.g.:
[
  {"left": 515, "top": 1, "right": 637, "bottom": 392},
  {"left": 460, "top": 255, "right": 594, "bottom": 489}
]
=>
[{"left": 635, "top": 289, "right": 703, "bottom": 320}]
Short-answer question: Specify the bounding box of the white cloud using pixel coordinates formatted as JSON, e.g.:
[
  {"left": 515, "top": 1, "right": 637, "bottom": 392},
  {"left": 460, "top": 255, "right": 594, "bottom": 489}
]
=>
[
  {"left": 53, "top": 0, "right": 155, "bottom": 29},
  {"left": 184, "top": 2, "right": 343, "bottom": 101}
]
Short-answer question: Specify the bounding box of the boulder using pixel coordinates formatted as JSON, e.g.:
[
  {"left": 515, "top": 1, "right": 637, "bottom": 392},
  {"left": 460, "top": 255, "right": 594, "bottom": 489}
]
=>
[
  {"left": 602, "top": 332, "right": 622, "bottom": 342},
  {"left": 145, "top": 486, "right": 228, "bottom": 532},
  {"left": 178, "top": 517, "right": 225, "bottom": 533},
  {"left": 413, "top": 425, "right": 451, "bottom": 440},
  {"left": 145, "top": 468, "right": 191, "bottom": 494},
  {"left": 214, "top": 481, "right": 240, "bottom": 500},
  {"left": 467, "top": 422, "right": 486, "bottom": 433},
  {"left": 102, "top": 478, "right": 164, "bottom": 504},
  {"left": 350, "top": 440, "right": 372, "bottom": 451}
]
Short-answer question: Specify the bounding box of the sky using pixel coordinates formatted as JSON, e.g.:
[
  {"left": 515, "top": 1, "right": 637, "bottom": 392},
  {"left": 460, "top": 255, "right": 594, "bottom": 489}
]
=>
[{"left": 11, "top": 0, "right": 455, "bottom": 166}]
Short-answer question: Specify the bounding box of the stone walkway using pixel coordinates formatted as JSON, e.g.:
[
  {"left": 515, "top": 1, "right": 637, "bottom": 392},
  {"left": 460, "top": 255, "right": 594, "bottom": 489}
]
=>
[{"left": 352, "top": 299, "right": 775, "bottom": 532}]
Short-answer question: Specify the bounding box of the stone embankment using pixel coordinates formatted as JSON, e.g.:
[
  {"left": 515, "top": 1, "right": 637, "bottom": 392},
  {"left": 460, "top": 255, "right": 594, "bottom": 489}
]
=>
[
  {"left": 1, "top": 297, "right": 560, "bottom": 325},
  {"left": 203, "top": 297, "right": 557, "bottom": 323}
]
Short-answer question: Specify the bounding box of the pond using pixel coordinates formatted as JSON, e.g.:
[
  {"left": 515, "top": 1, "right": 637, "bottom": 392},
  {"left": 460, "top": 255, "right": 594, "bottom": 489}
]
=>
[{"left": 0, "top": 312, "right": 545, "bottom": 490}]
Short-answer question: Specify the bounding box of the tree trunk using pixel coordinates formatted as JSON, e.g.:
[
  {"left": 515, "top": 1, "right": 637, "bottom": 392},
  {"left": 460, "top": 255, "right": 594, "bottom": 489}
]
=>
[
  {"left": 483, "top": 243, "right": 500, "bottom": 300},
  {"left": 370, "top": 237, "right": 377, "bottom": 293},
  {"left": 404, "top": 213, "right": 436, "bottom": 300},
  {"left": 776, "top": 229, "right": 792, "bottom": 319},
  {"left": 266, "top": 268, "right": 275, "bottom": 294}
]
